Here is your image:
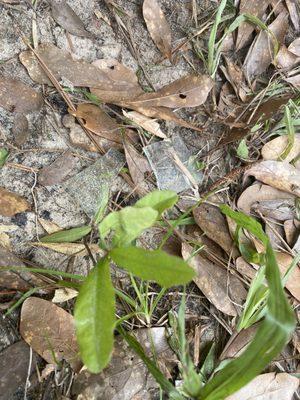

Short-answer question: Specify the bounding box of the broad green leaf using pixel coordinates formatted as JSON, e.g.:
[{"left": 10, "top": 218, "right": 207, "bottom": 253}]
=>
[
  {"left": 40, "top": 225, "right": 91, "bottom": 243},
  {"left": 0, "top": 148, "right": 9, "bottom": 167},
  {"left": 99, "top": 206, "right": 158, "bottom": 247},
  {"left": 236, "top": 139, "right": 249, "bottom": 159},
  {"left": 117, "top": 326, "right": 184, "bottom": 400},
  {"left": 194, "top": 232, "right": 295, "bottom": 400},
  {"left": 74, "top": 257, "right": 115, "bottom": 373},
  {"left": 110, "top": 247, "right": 195, "bottom": 287},
  {"left": 135, "top": 190, "right": 178, "bottom": 215}
]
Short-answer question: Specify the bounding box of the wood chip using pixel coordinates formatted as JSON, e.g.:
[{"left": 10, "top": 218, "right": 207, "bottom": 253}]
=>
[
  {"left": 182, "top": 243, "right": 247, "bottom": 316},
  {"left": 143, "top": 0, "right": 172, "bottom": 59},
  {"left": 0, "top": 187, "right": 30, "bottom": 217},
  {"left": 245, "top": 161, "right": 300, "bottom": 196},
  {"left": 20, "top": 297, "right": 81, "bottom": 371}
]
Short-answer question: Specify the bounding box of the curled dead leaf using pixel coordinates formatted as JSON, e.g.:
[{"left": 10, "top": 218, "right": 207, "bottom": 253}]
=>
[
  {"left": 261, "top": 133, "right": 300, "bottom": 162},
  {"left": 182, "top": 243, "right": 246, "bottom": 316},
  {"left": 123, "top": 110, "right": 167, "bottom": 138},
  {"left": 237, "top": 182, "right": 294, "bottom": 214},
  {"left": 275, "top": 45, "right": 300, "bottom": 69},
  {"left": 245, "top": 161, "right": 300, "bottom": 196},
  {"left": 220, "top": 325, "right": 258, "bottom": 360},
  {"left": 20, "top": 297, "right": 81, "bottom": 371},
  {"left": 143, "top": 0, "right": 172, "bottom": 59},
  {"left": 124, "top": 141, "right": 151, "bottom": 185}
]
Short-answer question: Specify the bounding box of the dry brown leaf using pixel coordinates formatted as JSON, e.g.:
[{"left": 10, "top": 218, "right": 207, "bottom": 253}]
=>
[
  {"left": 51, "top": 0, "right": 92, "bottom": 38},
  {"left": 236, "top": 0, "right": 270, "bottom": 50},
  {"left": 52, "top": 287, "right": 78, "bottom": 303},
  {"left": 252, "top": 198, "right": 295, "bottom": 221},
  {"left": 286, "top": 0, "right": 300, "bottom": 30},
  {"left": 220, "top": 325, "right": 258, "bottom": 360},
  {"left": 71, "top": 103, "right": 123, "bottom": 144},
  {"left": 91, "top": 59, "right": 143, "bottom": 103},
  {"left": 236, "top": 257, "right": 257, "bottom": 280},
  {"left": 193, "top": 203, "right": 239, "bottom": 257},
  {"left": 38, "top": 151, "right": 77, "bottom": 187},
  {"left": 225, "top": 372, "right": 299, "bottom": 400},
  {"left": 244, "top": 11, "right": 289, "bottom": 78},
  {"left": 285, "top": 73, "right": 300, "bottom": 87},
  {"left": 186, "top": 225, "right": 225, "bottom": 261},
  {"left": 221, "top": 57, "right": 249, "bottom": 102},
  {"left": 0, "top": 76, "right": 43, "bottom": 114},
  {"left": 182, "top": 243, "right": 247, "bottom": 316},
  {"left": 20, "top": 297, "right": 81, "bottom": 371},
  {"left": 127, "top": 74, "right": 214, "bottom": 108},
  {"left": 262, "top": 133, "right": 300, "bottom": 162},
  {"left": 245, "top": 160, "right": 300, "bottom": 196},
  {"left": 284, "top": 219, "right": 299, "bottom": 246},
  {"left": 123, "top": 110, "right": 167, "bottom": 138},
  {"left": 0, "top": 187, "right": 30, "bottom": 217},
  {"left": 0, "top": 246, "right": 44, "bottom": 291},
  {"left": 12, "top": 113, "right": 29, "bottom": 146},
  {"left": 124, "top": 141, "right": 151, "bottom": 185},
  {"left": 276, "top": 252, "right": 300, "bottom": 301},
  {"left": 143, "top": 0, "right": 172, "bottom": 59},
  {"left": 237, "top": 182, "right": 294, "bottom": 214},
  {"left": 288, "top": 37, "right": 300, "bottom": 56},
  {"left": 275, "top": 45, "right": 300, "bottom": 69},
  {"left": 19, "top": 44, "right": 131, "bottom": 90}
]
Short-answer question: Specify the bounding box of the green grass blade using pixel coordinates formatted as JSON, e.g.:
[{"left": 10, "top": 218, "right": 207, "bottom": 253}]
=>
[
  {"left": 40, "top": 225, "right": 91, "bottom": 243},
  {"left": 74, "top": 257, "right": 116, "bottom": 373}
]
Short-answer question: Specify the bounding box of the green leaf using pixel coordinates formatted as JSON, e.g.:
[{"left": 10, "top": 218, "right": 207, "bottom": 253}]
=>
[
  {"left": 40, "top": 225, "right": 91, "bottom": 243},
  {"left": 99, "top": 206, "right": 158, "bottom": 247},
  {"left": 117, "top": 326, "right": 184, "bottom": 400},
  {"left": 74, "top": 257, "right": 115, "bottom": 373},
  {"left": 0, "top": 148, "right": 9, "bottom": 167},
  {"left": 135, "top": 190, "right": 178, "bottom": 215},
  {"left": 110, "top": 247, "right": 195, "bottom": 287},
  {"left": 220, "top": 205, "right": 268, "bottom": 245},
  {"left": 236, "top": 139, "right": 249, "bottom": 159}
]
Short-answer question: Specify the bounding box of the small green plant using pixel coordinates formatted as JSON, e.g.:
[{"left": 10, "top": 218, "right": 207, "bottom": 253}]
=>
[{"left": 71, "top": 190, "right": 195, "bottom": 373}]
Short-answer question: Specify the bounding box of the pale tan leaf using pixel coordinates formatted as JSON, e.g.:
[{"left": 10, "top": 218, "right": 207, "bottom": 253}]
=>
[
  {"left": 262, "top": 133, "right": 300, "bottom": 162},
  {"left": 236, "top": 257, "right": 257, "bottom": 280},
  {"left": 288, "top": 37, "right": 300, "bottom": 56},
  {"left": 237, "top": 182, "right": 294, "bottom": 214},
  {"left": 31, "top": 242, "right": 102, "bottom": 257},
  {"left": 244, "top": 11, "right": 289, "bottom": 78},
  {"left": 38, "top": 151, "right": 77, "bottom": 187},
  {"left": 275, "top": 45, "right": 300, "bottom": 69},
  {"left": 286, "top": 0, "right": 300, "bottom": 30},
  {"left": 0, "top": 232, "right": 11, "bottom": 250},
  {"left": 276, "top": 252, "right": 300, "bottom": 301},
  {"left": 0, "top": 76, "right": 43, "bottom": 114},
  {"left": 225, "top": 372, "right": 299, "bottom": 400},
  {"left": 236, "top": 0, "right": 270, "bottom": 50},
  {"left": 143, "top": 0, "right": 172, "bottom": 59},
  {"left": 0, "top": 187, "right": 30, "bottom": 217},
  {"left": 52, "top": 288, "right": 78, "bottom": 303},
  {"left": 182, "top": 243, "right": 247, "bottom": 316},
  {"left": 38, "top": 218, "right": 62, "bottom": 235},
  {"left": 12, "top": 113, "right": 29, "bottom": 146},
  {"left": 284, "top": 219, "right": 299, "bottom": 246},
  {"left": 51, "top": 0, "right": 92, "bottom": 38},
  {"left": 127, "top": 74, "right": 214, "bottom": 108},
  {"left": 220, "top": 325, "right": 258, "bottom": 360},
  {"left": 285, "top": 73, "right": 300, "bottom": 87},
  {"left": 123, "top": 110, "right": 167, "bottom": 138},
  {"left": 124, "top": 142, "right": 151, "bottom": 185},
  {"left": 245, "top": 161, "right": 300, "bottom": 196},
  {"left": 20, "top": 297, "right": 81, "bottom": 371},
  {"left": 193, "top": 203, "right": 239, "bottom": 257}
]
